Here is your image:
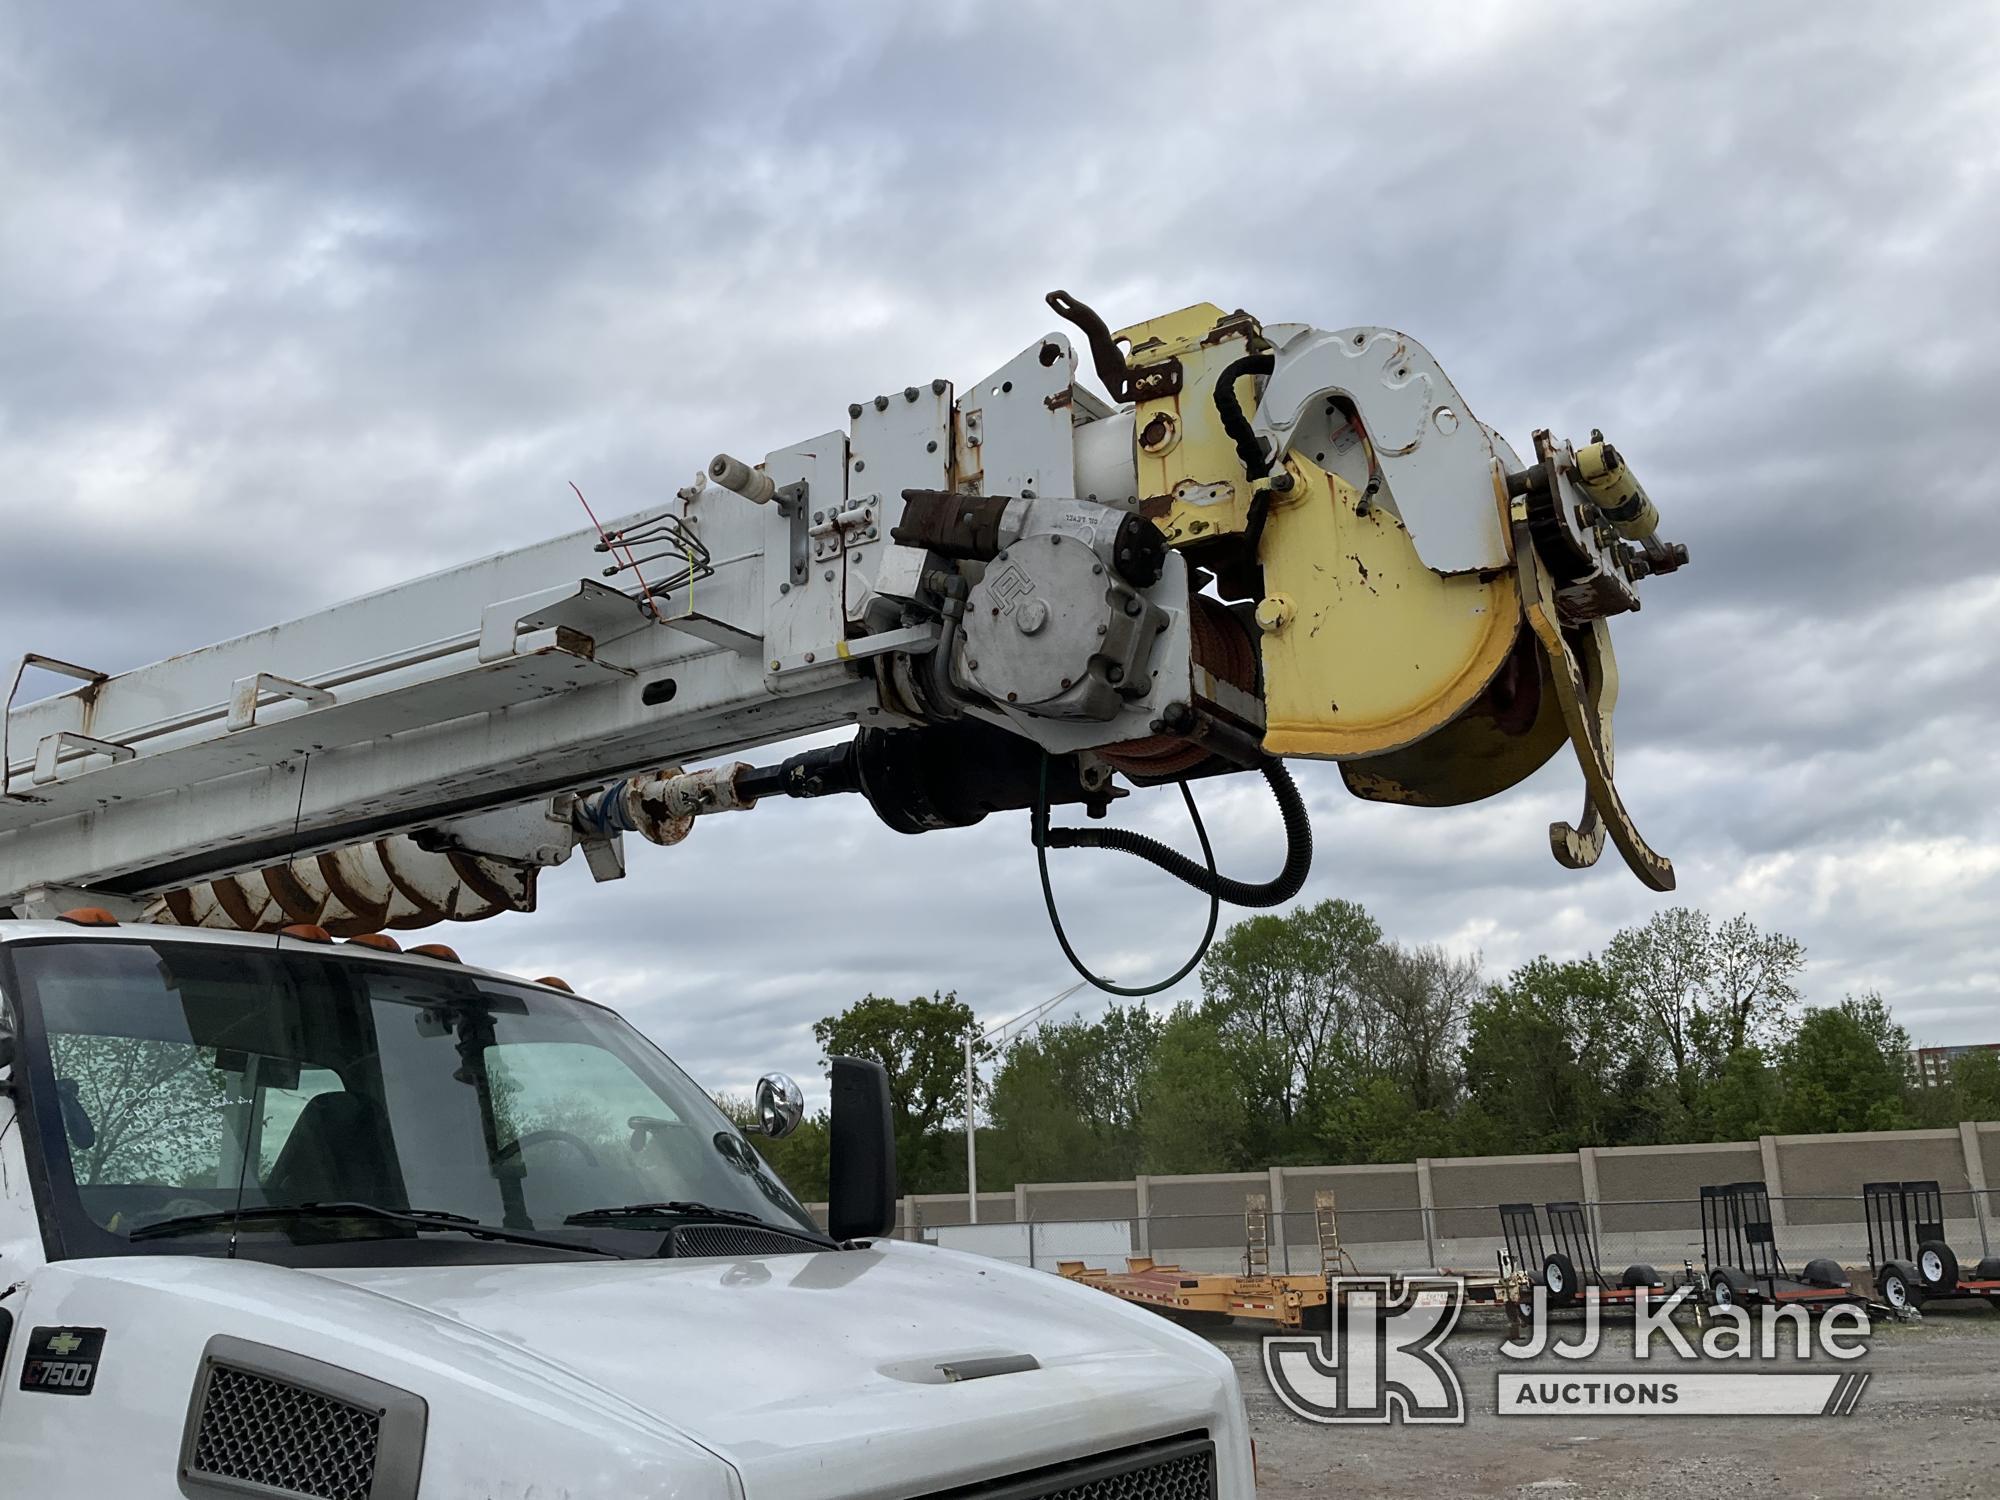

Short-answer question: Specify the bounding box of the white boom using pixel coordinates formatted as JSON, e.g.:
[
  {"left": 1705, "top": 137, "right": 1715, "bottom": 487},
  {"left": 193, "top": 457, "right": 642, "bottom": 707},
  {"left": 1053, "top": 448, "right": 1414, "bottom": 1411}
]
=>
[{"left": 0, "top": 292, "right": 1687, "bottom": 949}]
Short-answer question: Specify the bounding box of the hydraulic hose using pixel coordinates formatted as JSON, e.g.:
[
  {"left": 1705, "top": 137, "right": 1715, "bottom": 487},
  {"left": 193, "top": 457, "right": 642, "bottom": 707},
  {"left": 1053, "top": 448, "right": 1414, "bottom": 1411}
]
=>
[
  {"left": 927, "top": 574, "right": 972, "bottom": 719},
  {"left": 1040, "top": 757, "right": 1312, "bottom": 909},
  {"left": 1213, "top": 352, "right": 1276, "bottom": 481}
]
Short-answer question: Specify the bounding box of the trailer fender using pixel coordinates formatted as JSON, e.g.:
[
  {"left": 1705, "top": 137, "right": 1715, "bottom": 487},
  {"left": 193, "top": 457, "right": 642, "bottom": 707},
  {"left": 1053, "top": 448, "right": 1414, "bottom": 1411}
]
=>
[{"left": 1801, "top": 1257, "right": 1849, "bottom": 1291}]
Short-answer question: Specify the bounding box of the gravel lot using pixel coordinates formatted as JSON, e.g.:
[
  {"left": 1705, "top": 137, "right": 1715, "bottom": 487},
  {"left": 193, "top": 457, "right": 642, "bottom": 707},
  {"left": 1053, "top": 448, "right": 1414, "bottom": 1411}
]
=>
[{"left": 1217, "top": 1300, "right": 2000, "bottom": 1499}]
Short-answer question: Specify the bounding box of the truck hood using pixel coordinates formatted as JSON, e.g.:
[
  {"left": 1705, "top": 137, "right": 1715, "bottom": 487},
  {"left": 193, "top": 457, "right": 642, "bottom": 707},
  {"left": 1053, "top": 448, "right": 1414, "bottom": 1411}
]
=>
[{"left": 310, "top": 1239, "right": 1244, "bottom": 1495}]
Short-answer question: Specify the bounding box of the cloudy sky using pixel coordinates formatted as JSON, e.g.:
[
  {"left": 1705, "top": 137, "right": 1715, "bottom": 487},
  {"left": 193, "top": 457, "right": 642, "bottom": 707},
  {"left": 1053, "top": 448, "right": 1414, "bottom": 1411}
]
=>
[{"left": 4, "top": 1, "right": 1996, "bottom": 1107}]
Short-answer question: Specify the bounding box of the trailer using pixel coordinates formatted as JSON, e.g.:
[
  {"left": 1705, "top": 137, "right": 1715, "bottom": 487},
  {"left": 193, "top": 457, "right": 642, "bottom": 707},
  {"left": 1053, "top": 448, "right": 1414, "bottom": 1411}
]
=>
[
  {"left": 1699, "top": 1181, "right": 1857, "bottom": 1310},
  {"left": 1863, "top": 1179, "right": 2000, "bottom": 1313},
  {"left": 1057, "top": 1191, "right": 1361, "bottom": 1331},
  {"left": 1499, "top": 1200, "right": 1668, "bottom": 1308}
]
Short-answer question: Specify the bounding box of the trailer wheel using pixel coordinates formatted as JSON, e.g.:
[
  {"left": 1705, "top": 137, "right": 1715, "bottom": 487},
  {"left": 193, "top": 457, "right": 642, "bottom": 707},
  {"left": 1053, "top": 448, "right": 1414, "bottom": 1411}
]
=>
[
  {"left": 1542, "top": 1252, "right": 1579, "bottom": 1305},
  {"left": 1621, "top": 1263, "right": 1662, "bottom": 1289},
  {"left": 1801, "top": 1257, "right": 1848, "bottom": 1290},
  {"left": 1877, "top": 1261, "right": 1919, "bottom": 1312},
  {"left": 1710, "top": 1267, "right": 1752, "bottom": 1309},
  {"left": 1917, "top": 1240, "right": 1960, "bottom": 1292}
]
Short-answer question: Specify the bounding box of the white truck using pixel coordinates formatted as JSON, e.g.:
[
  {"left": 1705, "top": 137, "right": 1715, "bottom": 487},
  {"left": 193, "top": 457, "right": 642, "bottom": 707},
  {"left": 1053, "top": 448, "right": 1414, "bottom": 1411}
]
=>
[{"left": 0, "top": 291, "right": 1683, "bottom": 1497}]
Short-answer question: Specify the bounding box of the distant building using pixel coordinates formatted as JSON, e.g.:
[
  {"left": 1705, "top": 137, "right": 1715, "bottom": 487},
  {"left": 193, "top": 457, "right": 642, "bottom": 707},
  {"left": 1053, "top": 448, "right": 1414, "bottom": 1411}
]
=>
[{"left": 1911, "top": 1043, "right": 2000, "bottom": 1087}]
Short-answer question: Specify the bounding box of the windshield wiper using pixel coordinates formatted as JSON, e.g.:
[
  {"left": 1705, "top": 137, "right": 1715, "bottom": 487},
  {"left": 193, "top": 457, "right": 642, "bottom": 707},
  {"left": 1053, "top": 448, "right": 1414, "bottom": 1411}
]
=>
[
  {"left": 128, "top": 1200, "right": 624, "bottom": 1257},
  {"left": 564, "top": 1200, "right": 830, "bottom": 1243}
]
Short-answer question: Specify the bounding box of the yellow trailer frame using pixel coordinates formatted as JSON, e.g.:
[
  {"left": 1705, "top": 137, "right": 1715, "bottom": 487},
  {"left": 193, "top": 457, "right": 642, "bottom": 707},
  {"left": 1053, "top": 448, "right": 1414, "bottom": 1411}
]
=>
[{"left": 1056, "top": 1190, "right": 1361, "bottom": 1331}]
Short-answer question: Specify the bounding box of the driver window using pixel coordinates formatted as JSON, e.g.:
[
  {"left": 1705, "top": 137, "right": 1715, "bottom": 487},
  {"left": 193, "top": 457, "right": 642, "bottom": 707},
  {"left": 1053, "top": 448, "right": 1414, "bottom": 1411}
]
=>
[{"left": 485, "top": 1041, "right": 682, "bottom": 1219}]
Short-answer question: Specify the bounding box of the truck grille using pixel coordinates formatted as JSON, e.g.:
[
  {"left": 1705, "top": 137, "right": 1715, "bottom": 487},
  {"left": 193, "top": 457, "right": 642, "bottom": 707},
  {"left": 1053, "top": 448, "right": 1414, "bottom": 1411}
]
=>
[
  {"left": 181, "top": 1336, "right": 426, "bottom": 1500},
  {"left": 190, "top": 1364, "right": 380, "bottom": 1499},
  {"left": 923, "top": 1432, "right": 1216, "bottom": 1500}
]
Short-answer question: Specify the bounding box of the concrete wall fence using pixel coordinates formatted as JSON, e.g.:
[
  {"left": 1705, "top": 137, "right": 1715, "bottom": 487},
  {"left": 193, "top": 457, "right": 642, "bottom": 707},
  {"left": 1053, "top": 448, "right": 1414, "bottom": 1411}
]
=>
[{"left": 819, "top": 1121, "right": 2000, "bottom": 1277}]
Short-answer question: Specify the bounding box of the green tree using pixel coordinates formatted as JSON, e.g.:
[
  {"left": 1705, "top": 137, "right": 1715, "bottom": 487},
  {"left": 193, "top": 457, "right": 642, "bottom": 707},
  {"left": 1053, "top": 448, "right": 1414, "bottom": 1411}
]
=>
[
  {"left": 1462, "top": 957, "right": 1662, "bottom": 1152},
  {"left": 1700, "top": 1045, "right": 1779, "bottom": 1140},
  {"left": 1137, "top": 1006, "right": 1249, "bottom": 1173},
  {"left": 1773, "top": 993, "right": 1910, "bottom": 1134},
  {"left": 1362, "top": 941, "right": 1480, "bottom": 1115},
  {"left": 987, "top": 1003, "right": 1160, "bottom": 1185},
  {"left": 1316, "top": 1075, "right": 1462, "bottom": 1164},
  {"left": 1951, "top": 1050, "right": 2000, "bottom": 1122},
  {"left": 1605, "top": 908, "right": 1803, "bottom": 1114},
  {"left": 1199, "top": 898, "right": 1382, "bottom": 1159},
  {"left": 814, "top": 991, "right": 987, "bottom": 1194}
]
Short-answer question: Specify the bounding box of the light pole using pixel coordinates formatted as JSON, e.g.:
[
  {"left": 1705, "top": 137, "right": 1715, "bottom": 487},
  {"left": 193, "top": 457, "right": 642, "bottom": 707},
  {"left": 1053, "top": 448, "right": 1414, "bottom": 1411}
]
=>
[{"left": 965, "top": 981, "right": 1087, "bottom": 1222}]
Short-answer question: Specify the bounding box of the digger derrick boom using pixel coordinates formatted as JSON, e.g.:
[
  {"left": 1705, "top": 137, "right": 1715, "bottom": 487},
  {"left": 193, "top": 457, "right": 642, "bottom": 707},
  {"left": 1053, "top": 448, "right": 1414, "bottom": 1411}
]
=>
[{"left": 0, "top": 293, "right": 1686, "bottom": 945}]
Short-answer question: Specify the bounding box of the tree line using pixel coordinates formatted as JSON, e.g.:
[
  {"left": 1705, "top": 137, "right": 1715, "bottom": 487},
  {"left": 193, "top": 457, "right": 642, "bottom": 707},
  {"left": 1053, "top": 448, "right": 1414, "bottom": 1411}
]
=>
[{"left": 726, "top": 901, "right": 2000, "bottom": 1202}]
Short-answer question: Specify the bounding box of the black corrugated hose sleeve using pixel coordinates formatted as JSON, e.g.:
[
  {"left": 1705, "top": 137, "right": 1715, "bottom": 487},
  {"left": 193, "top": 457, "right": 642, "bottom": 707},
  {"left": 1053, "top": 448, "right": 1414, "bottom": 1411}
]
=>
[
  {"left": 1214, "top": 353, "right": 1276, "bottom": 480},
  {"left": 1043, "top": 758, "right": 1312, "bottom": 909}
]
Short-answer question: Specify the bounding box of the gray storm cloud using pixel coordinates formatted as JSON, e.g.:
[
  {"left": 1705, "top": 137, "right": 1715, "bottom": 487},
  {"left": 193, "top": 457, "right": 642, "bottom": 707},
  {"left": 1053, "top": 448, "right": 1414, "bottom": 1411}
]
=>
[{"left": 2, "top": 0, "right": 1994, "bottom": 1104}]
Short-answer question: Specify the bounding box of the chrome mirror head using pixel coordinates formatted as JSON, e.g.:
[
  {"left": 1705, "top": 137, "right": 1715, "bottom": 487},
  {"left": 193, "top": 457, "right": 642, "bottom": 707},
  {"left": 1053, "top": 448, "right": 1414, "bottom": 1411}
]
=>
[{"left": 755, "top": 1072, "right": 805, "bottom": 1139}]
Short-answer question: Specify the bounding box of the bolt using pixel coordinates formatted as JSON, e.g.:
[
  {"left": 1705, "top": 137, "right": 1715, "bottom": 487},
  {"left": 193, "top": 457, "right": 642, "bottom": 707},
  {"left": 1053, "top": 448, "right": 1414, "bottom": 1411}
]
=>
[
  {"left": 814, "top": 510, "right": 825, "bottom": 524},
  {"left": 904, "top": 386, "right": 919, "bottom": 402},
  {"left": 848, "top": 403, "right": 864, "bottom": 419},
  {"left": 1269, "top": 472, "right": 1296, "bottom": 494},
  {"left": 1096, "top": 623, "right": 1107, "bottom": 636},
  {"left": 1060, "top": 677, "right": 1071, "bottom": 689},
  {"left": 873, "top": 394, "right": 889, "bottom": 412},
  {"left": 805, "top": 652, "right": 816, "bottom": 663},
  {"left": 854, "top": 459, "right": 866, "bottom": 472},
  {"left": 779, "top": 582, "right": 791, "bottom": 594},
  {"left": 866, "top": 527, "right": 878, "bottom": 539},
  {"left": 1092, "top": 562, "right": 1103, "bottom": 575},
  {"left": 927, "top": 440, "right": 938, "bottom": 453},
  {"left": 1124, "top": 598, "right": 1143, "bottom": 617},
  {"left": 997, "top": 549, "right": 1009, "bottom": 562},
  {"left": 770, "top": 659, "right": 781, "bottom": 670},
  {"left": 1107, "top": 666, "right": 1123, "bottom": 684},
  {"left": 1006, "top": 692, "right": 1018, "bottom": 702},
  {"left": 824, "top": 569, "right": 835, "bottom": 581},
  {"left": 932, "top": 378, "right": 948, "bottom": 395},
  {"left": 968, "top": 659, "right": 980, "bottom": 670}
]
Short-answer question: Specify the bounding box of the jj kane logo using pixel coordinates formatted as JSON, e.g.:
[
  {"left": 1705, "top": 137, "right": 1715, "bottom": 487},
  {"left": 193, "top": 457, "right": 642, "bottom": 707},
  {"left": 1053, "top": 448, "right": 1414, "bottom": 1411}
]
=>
[
  {"left": 1264, "top": 1280, "right": 1874, "bottom": 1425},
  {"left": 1263, "top": 1276, "right": 1467, "bottom": 1425}
]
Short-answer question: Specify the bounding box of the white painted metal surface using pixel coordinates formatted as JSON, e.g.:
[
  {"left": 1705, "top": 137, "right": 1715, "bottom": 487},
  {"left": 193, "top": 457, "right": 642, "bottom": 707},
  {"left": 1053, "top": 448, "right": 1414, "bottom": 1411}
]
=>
[
  {"left": 0, "top": 328, "right": 1206, "bottom": 909},
  {"left": 0, "top": 1233, "right": 1251, "bottom": 1497},
  {"left": 1255, "top": 322, "right": 1512, "bottom": 574}
]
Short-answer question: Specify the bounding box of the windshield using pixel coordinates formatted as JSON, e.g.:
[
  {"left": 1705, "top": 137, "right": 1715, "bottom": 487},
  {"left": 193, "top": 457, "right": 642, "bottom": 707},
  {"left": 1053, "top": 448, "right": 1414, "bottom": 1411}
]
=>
[{"left": 7, "top": 938, "right": 818, "bottom": 1264}]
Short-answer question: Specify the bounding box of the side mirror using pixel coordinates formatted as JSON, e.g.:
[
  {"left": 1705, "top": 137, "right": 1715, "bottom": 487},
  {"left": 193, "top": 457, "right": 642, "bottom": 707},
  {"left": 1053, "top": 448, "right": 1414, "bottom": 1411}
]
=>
[
  {"left": 827, "top": 1056, "right": 897, "bottom": 1242},
  {"left": 754, "top": 1072, "right": 805, "bottom": 1139}
]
